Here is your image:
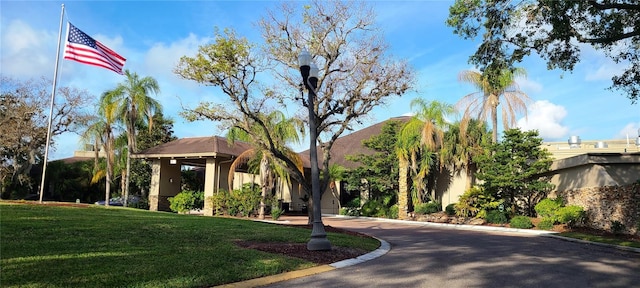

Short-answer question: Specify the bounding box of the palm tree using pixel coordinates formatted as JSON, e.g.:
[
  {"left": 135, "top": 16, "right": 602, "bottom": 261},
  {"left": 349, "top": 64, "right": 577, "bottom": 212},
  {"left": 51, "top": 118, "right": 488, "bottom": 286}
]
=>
[
  {"left": 114, "top": 134, "right": 129, "bottom": 196},
  {"left": 440, "top": 119, "right": 491, "bottom": 191},
  {"left": 396, "top": 99, "right": 454, "bottom": 218},
  {"left": 102, "top": 70, "right": 161, "bottom": 206},
  {"left": 80, "top": 99, "right": 120, "bottom": 206},
  {"left": 457, "top": 67, "right": 530, "bottom": 143},
  {"left": 227, "top": 110, "right": 304, "bottom": 219}
]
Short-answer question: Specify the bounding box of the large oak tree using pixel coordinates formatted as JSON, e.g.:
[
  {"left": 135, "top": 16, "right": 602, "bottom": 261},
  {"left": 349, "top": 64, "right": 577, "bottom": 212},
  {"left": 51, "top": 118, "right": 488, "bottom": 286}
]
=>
[
  {"left": 175, "top": 1, "right": 414, "bottom": 219},
  {"left": 447, "top": 0, "right": 640, "bottom": 103},
  {"left": 1, "top": 77, "right": 92, "bottom": 199}
]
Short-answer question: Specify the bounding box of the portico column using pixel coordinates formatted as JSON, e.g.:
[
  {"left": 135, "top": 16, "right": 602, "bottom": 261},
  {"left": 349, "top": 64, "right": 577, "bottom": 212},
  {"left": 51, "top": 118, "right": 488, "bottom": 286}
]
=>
[
  {"left": 149, "top": 159, "right": 161, "bottom": 211},
  {"left": 203, "top": 157, "right": 217, "bottom": 216}
]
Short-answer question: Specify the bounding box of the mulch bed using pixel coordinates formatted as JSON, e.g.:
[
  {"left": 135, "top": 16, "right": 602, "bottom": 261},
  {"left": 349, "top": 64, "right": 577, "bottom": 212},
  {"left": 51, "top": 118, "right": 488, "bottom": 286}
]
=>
[{"left": 235, "top": 224, "right": 374, "bottom": 265}]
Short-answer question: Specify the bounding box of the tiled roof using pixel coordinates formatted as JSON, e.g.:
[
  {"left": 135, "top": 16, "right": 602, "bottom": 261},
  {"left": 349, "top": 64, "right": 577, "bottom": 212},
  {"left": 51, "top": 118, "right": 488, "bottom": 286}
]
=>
[
  {"left": 132, "top": 116, "right": 411, "bottom": 168},
  {"left": 302, "top": 116, "right": 411, "bottom": 169},
  {"left": 133, "top": 136, "right": 252, "bottom": 158}
]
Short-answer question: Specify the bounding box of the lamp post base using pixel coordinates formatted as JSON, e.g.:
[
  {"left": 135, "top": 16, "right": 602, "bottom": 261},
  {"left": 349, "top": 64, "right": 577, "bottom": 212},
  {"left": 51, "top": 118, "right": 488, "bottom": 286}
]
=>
[{"left": 306, "top": 222, "right": 332, "bottom": 251}]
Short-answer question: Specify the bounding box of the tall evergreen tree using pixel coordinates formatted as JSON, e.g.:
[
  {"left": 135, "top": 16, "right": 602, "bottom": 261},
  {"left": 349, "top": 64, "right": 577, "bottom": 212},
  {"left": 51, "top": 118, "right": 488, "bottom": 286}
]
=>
[
  {"left": 475, "top": 128, "right": 554, "bottom": 216},
  {"left": 345, "top": 120, "right": 403, "bottom": 202}
]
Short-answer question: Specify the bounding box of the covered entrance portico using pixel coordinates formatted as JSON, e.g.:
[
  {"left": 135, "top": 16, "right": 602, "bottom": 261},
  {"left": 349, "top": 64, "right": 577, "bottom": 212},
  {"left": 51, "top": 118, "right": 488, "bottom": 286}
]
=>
[{"left": 133, "top": 136, "right": 252, "bottom": 215}]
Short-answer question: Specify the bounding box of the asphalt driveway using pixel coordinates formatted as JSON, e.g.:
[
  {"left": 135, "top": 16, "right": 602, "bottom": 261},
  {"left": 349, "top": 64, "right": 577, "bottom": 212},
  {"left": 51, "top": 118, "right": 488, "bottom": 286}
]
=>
[{"left": 263, "top": 216, "right": 640, "bottom": 288}]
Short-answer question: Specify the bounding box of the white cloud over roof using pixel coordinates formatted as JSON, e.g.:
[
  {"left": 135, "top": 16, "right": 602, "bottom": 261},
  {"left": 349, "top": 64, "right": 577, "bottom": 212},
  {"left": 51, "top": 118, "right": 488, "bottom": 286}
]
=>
[{"left": 517, "top": 100, "right": 569, "bottom": 140}]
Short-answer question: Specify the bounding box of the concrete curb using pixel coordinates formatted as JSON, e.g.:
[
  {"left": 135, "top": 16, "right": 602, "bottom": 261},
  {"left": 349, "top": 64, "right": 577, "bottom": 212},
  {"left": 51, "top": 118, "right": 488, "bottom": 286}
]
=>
[
  {"left": 214, "top": 265, "right": 335, "bottom": 288},
  {"left": 330, "top": 237, "right": 390, "bottom": 268},
  {"left": 329, "top": 214, "right": 557, "bottom": 235}
]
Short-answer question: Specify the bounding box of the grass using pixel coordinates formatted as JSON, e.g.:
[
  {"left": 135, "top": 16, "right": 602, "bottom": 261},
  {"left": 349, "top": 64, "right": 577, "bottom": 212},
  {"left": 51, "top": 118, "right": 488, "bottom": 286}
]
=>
[
  {"left": 558, "top": 231, "right": 640, "bottom": 249},
  {"left": 0, "top": 202, "right": 380, "bottom": 288}
]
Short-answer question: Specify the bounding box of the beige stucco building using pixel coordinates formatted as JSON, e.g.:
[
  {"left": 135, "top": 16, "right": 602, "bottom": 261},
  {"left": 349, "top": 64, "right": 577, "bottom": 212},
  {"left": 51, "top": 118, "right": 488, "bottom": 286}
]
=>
[
  {"left": 540, "top": 137, "right": 640, "bottom": 190},
  {"left": 133, "top": 118, "right": 640, "bottom": 230},
  {"left": 132, "top": 116, "right": 470, "bottom": 215},
  {"left": 539, "top": 137, "right": 640, "bottom": 234},
  {"left": 133, "top": 135, "right": 333, "bottom": 215}
]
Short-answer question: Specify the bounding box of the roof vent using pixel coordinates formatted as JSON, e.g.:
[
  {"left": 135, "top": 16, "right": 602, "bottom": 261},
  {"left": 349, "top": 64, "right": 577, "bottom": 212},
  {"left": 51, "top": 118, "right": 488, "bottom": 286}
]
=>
[
  {"left": 594, "top": 141, "right": 608, "bottom": 148},
  {"left": 568, "top": 136, "right": 581, "bottom": 149}
]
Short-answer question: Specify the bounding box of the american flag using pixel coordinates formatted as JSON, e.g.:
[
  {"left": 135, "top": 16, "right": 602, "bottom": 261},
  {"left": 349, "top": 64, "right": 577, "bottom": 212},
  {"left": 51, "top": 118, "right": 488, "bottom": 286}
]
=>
[{"left": 63, "top": 22, "right": 126, "bottom": 74}]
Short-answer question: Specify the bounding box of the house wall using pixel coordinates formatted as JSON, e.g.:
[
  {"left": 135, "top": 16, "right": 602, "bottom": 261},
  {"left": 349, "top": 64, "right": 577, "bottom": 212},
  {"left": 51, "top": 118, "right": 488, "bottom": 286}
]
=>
[
  {"left": 552, "top": 184, "right": 639, "bottom": 235},
  {"left": 545, "top": 154, "right": 640, "bottom": 235},
  {"left": 435, "top": 170, "right": 469, "bottom": 209},
  {"left": 321, "top": 182, "right": 341, "bottom": 214},
  {"left": 550, "top": 163, "right": 640, "bottom": 192}
]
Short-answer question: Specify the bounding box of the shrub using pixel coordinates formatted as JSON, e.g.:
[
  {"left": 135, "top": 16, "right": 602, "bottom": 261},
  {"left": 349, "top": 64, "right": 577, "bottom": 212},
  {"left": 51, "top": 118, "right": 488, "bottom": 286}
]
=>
[
  {"left": 534, "top": 198, "right": 586, "bottom": 228},
  {"left": 455, "top": 186, "right": 483, "bottom": 217},
  {"left": 556, "top": 205, "right": 584, "bottom": 227},
  {"left": 209, "top": 190, "right": 229, "bottom": 216},
  {"left": 387, "top": 204, "right": 399, "bottom": 219},
  {"left": 485, "top": 210, "right": 508, "bottom": 224},
  {"left": 445, "top": 203, "right": 456, "bottom": 216},
  {"left": 232, "top": 184, "right": 261, "bottom": 217},
  {"left": 611, "top": 220, "right": 626, "bottom": 235},
  {"left": 538, "top": 217, "right": 555, "bottom": 230},
  {"left": 270, "top": 206, "right": 283, "bottom": 220},
  {"left": 360, "top": 194, "right": 396, "bottom": 218},
  {"left": 345, "top": 197, "right": 361, "bottom": 208},
  {"left": 339, "top": 207, "right": 360, "bottom": 216},
  {"left": 168, "top": 190, "right": 204, "bottom": 213},
  {"left": 535, "top": 198, "right": 563, "bottom": 218},
  {"left": 361, "top": 199, "right": 385, "bottom": 217},
  {"left": 510, "top": 216, "right": 533, "bottom": 229},
  {"left": 455, "top": 186, "right": 502, "bottom": 217},
  {"left": 414, "top": 202, "right": 441, "bottom": 215},
  {"left": 207, "top": 184, "right": 260, "bottom": 217}
]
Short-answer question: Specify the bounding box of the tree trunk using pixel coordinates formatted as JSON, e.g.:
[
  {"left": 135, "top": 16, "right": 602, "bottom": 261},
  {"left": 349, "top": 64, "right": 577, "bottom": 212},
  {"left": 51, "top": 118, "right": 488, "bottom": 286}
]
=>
[
  {"left": 491, "top": 94, "right": 499, "bottom": 143},
  {"left": 398, "top": 158, "right": 410, "bottom": 220},
  {"left": 258, "top": 155, "right": 268, "bottom": 220},
  {"left": 105, "top": 150, "right": 111, "bottom": 207},
  {"left": 465, "top": 163, "right": 476, "bottom": 191},
  {"left": 124, "top": 151, "right": 131, "bottom": 207}
]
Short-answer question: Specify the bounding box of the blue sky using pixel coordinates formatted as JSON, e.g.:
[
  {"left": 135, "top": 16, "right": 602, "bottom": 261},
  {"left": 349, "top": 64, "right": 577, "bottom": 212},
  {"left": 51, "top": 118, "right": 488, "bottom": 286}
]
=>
[{"left": 2, "top": 0, "right": 639, "bottom": 160}]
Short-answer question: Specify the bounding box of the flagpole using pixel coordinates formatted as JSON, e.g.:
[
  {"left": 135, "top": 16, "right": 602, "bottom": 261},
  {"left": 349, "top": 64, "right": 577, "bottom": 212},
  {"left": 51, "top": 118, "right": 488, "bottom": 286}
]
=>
[{"left": 39, "top": 4, "right": 65, "bottom": 203}]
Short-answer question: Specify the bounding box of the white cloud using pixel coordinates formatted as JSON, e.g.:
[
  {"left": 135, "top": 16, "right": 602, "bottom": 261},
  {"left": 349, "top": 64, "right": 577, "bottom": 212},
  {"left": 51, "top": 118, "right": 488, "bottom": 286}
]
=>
[
  {"left": 517, "top": 100, "right": 569, "bottom": 140},
  {"left": 584, "top": 60, "right": 626, "bottom": 82},
  {"left": 578, "top": 43, "right": 626, "bottom": 82},
  {"left": 614, "top": 122, "right": 640, "bottom": 139},
  {"left": 516, "top": 77, "right": 543, "bottom": 94},
  {"left": 1, "top": 20, "right": 57, "bottom": 77},
  {"left": 144, "top": 33, "right": 209, "bottom": 81}
]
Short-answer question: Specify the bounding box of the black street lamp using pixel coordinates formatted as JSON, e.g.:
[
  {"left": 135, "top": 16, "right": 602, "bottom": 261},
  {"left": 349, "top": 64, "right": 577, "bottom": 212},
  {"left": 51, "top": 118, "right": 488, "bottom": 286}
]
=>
[{"left": 298, "top": 49, "right": 332, "bottom": 251}]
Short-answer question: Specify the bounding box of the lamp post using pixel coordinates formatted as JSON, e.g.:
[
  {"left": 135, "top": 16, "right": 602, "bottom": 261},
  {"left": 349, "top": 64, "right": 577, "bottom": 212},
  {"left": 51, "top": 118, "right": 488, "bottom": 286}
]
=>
[{"left": 298, "top": 49, "right": 332, "bottom": 251}]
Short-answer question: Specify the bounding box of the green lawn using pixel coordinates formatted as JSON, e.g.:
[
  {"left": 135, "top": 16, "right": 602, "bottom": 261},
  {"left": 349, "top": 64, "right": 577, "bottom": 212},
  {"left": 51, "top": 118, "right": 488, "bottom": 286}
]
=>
[
  {"left": 0, "top": 202, "right": 379, "bottom": 288},
  {"left": 558, "top": 231, "right": 640, "bottom": 249}
]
